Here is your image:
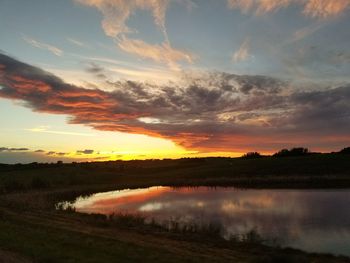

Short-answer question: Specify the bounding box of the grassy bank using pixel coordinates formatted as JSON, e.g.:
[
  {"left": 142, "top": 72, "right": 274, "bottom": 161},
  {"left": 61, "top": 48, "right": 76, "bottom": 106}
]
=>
[
  {"left": 1, "top": 153, "right": 350, "bottom": 193},
  {"left": 0, "top": 154, "right": 350, "bottom": 262}
]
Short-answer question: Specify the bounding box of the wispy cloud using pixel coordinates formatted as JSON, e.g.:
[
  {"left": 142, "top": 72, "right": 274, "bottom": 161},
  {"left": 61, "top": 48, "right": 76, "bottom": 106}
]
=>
[
  {"left": 22, "top": 35, "right": 63, "bottom": 56},
  {"left": 227, "top": 0, "right": 350, "bottom": 18},
  {"left": 117, "top": 37, "right": 195, "bottom": 69},
  {"left": 75, "top": 0, "right": 196, "bottom": 68},
  {"left": 232, "top": 38, "right": 251, "bottom": 63},
  {"left": 288, "top": 21, "right": 327, "bottom": 44},
  {"left": 74, "top": 0, "right": 177, "bottom": 40},
  {"left": 0, "top": 147, "right": 29, "bottom": 152},
  {"left": 26, "top": 126, "right": 95, "bottom": 137},
  {"left": 72, "top": 54, "right": 178, "bottom": 83},
  {"left": 66, "top": 37, "right": 89, "bottom": 48},
  {"left": 227, "top": 0, "right": 294, "bottom": 15}
]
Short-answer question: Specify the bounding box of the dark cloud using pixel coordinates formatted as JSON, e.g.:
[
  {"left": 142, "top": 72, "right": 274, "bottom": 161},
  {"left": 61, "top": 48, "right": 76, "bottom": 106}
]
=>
[
  {"left": 0, "top": 151, "right": 88, "bottom": 164},
  {"left": 1, "top": 52, "right": 349, "bottom": 152},
  {"left": 77, "top": 149, "right": 94, "bottom": 154},
  {"left": 85, "top": 62, "right": 107, "bottom": 79},
  {"left": 0, "top": 147, "right": 29, "bottom": 152},
  {"left": 57, "top": 152, "right": 68, "bottom": 156},
  {"left": 34, "top": 149, "right": 45, "bottom": 153}
]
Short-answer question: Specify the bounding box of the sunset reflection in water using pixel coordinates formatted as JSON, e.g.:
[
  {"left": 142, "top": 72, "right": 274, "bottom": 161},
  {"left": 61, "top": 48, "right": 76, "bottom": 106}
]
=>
[{"left": 61, "top": 187, "right": 350, "bottom": 257}]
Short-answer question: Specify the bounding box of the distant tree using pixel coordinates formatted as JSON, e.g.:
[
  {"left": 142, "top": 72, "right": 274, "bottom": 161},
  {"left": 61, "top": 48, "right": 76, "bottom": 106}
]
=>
[
  {"left": 273, "top": 147, "right": 309, "bottom": 157},
  {"left": 339, "top": 147, "right": 350, "bottom": 154},
  {"left": 273, "top": 149, "right": 287, "bottom": 157},
  {"left": 241, "top": 152, "right": 263, "bottom": 159},
  {"left": 290, "top": 147, "right": 309, "bottom": 155}
]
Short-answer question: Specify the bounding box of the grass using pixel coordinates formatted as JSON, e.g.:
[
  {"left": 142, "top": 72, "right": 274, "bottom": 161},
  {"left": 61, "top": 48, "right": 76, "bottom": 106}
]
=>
[
  {"left": 0, "top": 216, "right": 195, "bottom": 263},
  {"left": 1, "top": 204, "right": 349, "bottom": 263},
  {"left": 1, "top": 154, "right": 350, "bottom": 194}
]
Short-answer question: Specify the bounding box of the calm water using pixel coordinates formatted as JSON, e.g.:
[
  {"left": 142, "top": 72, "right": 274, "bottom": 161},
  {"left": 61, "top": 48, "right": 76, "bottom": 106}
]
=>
[{"left": 59, "top": 187, "right": 350, "bottom": 256}]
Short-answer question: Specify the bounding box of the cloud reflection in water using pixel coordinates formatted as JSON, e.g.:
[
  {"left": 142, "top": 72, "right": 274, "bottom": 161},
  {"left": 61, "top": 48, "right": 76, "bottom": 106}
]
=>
[{"left": 64, "top": 186, "right": 350, "bottom": 257}]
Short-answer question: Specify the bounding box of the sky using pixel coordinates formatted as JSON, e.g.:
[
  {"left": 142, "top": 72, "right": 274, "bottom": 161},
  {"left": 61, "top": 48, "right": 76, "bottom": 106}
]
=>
[{"left": 0, "top": 0, "right": 350, "bottom": 163}]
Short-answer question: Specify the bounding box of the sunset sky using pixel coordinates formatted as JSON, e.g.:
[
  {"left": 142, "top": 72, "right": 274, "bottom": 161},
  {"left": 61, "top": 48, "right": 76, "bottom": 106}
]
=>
[{"left": 1, "top": 0, "right": 350, "bottom": 163}]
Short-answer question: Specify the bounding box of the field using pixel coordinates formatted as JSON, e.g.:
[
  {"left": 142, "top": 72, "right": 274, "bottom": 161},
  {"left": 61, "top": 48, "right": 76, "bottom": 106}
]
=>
[{"left": 1, "top": 153, "right": 350, "bottom": 262}]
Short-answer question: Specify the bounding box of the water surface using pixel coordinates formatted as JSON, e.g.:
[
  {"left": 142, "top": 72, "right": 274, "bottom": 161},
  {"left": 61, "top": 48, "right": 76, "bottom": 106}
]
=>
[{"left": 60, "top": 186, "right": 350, "bottom": 256}]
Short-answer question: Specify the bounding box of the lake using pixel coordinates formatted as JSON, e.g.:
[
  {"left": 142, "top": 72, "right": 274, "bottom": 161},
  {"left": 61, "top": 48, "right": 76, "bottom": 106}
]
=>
[{"left": 58, "top": 186, "right": 350, "bottom": 256}]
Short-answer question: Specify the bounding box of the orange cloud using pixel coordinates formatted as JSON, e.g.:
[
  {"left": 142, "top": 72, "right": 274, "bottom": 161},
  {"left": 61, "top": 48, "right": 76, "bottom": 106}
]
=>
[
  {"left": 75, "top": 0, "right": 171, "bottom": 38},
  {"left": 227, "top": 0, "right": 291, "bottom": 14},
  {"left": 227, "top": 0, "right": 350, "bottom": 18},
  {"left": 303, "top": 0, "right": 350, "bottom": 18}
]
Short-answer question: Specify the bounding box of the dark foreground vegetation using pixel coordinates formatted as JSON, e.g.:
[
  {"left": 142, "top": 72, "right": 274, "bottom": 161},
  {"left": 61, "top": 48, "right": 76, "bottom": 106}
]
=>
[{"left": 0, "top": 149, "right": 350, "bottom": 262}]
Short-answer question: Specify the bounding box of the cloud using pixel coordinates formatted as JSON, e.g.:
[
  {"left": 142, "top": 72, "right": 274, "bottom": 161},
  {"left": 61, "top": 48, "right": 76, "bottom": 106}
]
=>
[
  {"left": 227, "top": 0, "right": 350, "bottom": 18},
  {"left": 0, "top": 147, "right": 29, "bottom": 152},
  {"left": 0, "top": 146, "right": 106, "bottom": 164},
  {"left": 1, "top": 52, "right": 349, "bottom": 152},
  {"left": 67, "top": 37, "right": 89, "bottom": 48},
  {"left": 57, "top": 152, "right": 68, "bottom": 156},
  {"left": 288, "top": 21, "right": 327, "bottom": 44},
  {"left": 22, "top": 36, "right": 63, "bottom": 56},
  {"left": 117, "top": 37, "right": 195, "bottom": 69},
  {"left": 75, "top": 0, "right": 196, "bottom": 68},
  {"left": 75, "top": 0, "right": 171, "bottom": 38},
  {"left": 46, "top": 151, "right": 68, "bottom": 156},
  {"left": 281, "top": 45, "right": 350, "bottom": 80},
  {"left": 227, "top": 0, "right": 291, "bottom": 14},
  {"left": 232, "top": 38, "right": 252, "bottom": 63},
  {"left": 26, "top": 126, "right": 96, "bottom": 137},
  {"left": 0, "top": 151, "right": 72, "bottom": 164},
  {"left": 77, "top": 149, "right": 94, "bottom": 154},
  {"left": 85, "top": 62, "right": 108, "bottom": 79},
  {"left": 303, "top": 0, "right": 350, "bottom": 18}
]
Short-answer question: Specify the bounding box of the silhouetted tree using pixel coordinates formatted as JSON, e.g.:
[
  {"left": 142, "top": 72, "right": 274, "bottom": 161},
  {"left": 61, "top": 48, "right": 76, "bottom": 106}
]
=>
[
  {"left": 273, "top": 147, "right": 309, "bottom": 157},
  {"left": 339, "top": 147, "right": 350, "bottom": 154},
  {"left": 241, "top": 152, "right": 263, "bottom": 159}
]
